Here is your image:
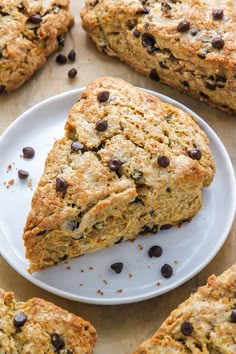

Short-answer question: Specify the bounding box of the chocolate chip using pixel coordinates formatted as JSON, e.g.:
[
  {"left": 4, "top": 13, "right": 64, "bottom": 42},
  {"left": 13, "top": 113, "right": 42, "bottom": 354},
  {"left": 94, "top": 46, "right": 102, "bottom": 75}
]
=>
[
  {"left": 131, "top": 168, "right": 143, "bottom": 180},
  {"left": 68, "top": 49, "right": 76, "bottom": 62},
  {"left": 180, "top": 80, "right": 189, "bottom": 87},
  {"left": 95, "top": 119, "right": 108, "bottom": 132},
  {"left": 18, "top": 169, "right": 29, "bottom": 179},
  {"left": 14, "top": 313, "right": 28, "bottom": 328},
  {"left": 177, "top": 20, "right": 190, "bottom": 32},
  {"left": 159, "top": 60, "right": 169, "bottom": 69},
  {"left": 160, "top": 224, "right": 172, "bottom": 230},
  {"left": 28, "top": 14, "right": 42, "bottom": 24},
  {"left": 212, "top": 37, "right": 225, "bottom": 49},
  {"left": 142, "top": 33, "right": 156, "bottom": 48},
  {"left": 148, "top": 245, "right": 163, "bottom": 258},
  {"left": 205, "top": 81, "right": 216, "bottom": 90},
  {"left": 230, "top": 310, "right": 236, "bottom": 323},
  {"left": 181, "top": 321, "right": 193, "bottom": 336},
  {"left": 216, "top": 75, "right": 226, "bottom": 83},
  {"left": 22, "top": 146, "right": 35, "bottom": 159},
  {"left": 199, "top": 91, "right": 209, "bottom": 99},
  {"left": 147, "top": 47, "right": 160, "bottom": 55},
  {"left": 50, "top": 333, "right": 65, "bottom": 350},
  {"left": 212, "top": 9, "right": 224, "bottom": 20},
  {"left": 190, "top": 28, "right": 198, "bottom": 36},
  {"left": 108, "top": 158, "right": 122, "bottom": 171},
  {"left": 166, "top": 187, "right": 171, "bottom": 193},
  {"left": 114, "top": 236, "right": 124, "bottom": 244},
  {"left": 188, "top": 149, "right": 202, "bottom": 160},
  {"left": 133, "top": 28, "right": 141, "bottom": 38},
  {"left": 140, "top": 224, "right": 158, "bottom": 234},
  {"left": 59, "top": 254, "right": 68, "bottom": 261},
  {"left": 149, "top": 69, "right": 160, "bottom": 81},
  {"left": 56, "top": 177, "right": 68, "bottom": 192},
  {"left": 161, "top": 2, "right": 172, "bottom": 12},
  {"left": 68, "top": 68, "right": 77, "bottom": 78},
  {"left": 111, "top": 262, "right": 123, "bottom": 274},
  {"left": 127, "top": 19, "right": 137, "bottom": 30},
  {"left": 36, "top": 230, "right": 47, "bottom": 236},
  {"left": 157, "top": 155, "right": 170, "bottom": 167},
  {"left": 71, "top": 141, "right": 85, "bottom": 152},
  {"left": 0, "top": 85, "right": 5, "bottom": 94},
  {"left": 197, "top": 52, "right": 207, "bottom": 59},
  {"left": 97, "top": 90, "right": 109, "bottom": 102},
  {"left": 57, "top": 35, "right": 65, "bottom": 47},
  {"left": 56, "top": 53, "right": 67, "bottom": 64},
  {"left": 161, "top": 263, "right": 173, "bottom": 278}
]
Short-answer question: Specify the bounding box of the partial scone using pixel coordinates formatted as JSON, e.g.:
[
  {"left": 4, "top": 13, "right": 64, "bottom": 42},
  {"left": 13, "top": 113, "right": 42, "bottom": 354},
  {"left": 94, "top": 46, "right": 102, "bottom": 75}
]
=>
[
  {"left": 23, "top": 77, "right": 215, "bottom": 273},
  {"left": 0, "top": 288, "right": 96, "bottom": 353},
  {"left": 133, "top": 264, "right": 236, "bottom": 354},
  {"left": 0, "top": 0, "right": 74, "bottom": 93},
  {"left": 81, "top": 0, "right": 236, "bottom": 114}
]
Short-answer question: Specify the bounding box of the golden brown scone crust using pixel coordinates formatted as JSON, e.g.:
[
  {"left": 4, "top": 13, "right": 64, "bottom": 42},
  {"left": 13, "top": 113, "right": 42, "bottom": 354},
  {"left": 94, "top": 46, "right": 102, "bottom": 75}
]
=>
[
  {"left": 81, "top": 0, "right": 236, "bottom": 114},
  {"left": 23, "top": 77, "right": 215, "bottom": 273},
  {"left": 0, "top": 288, "right": 96, "bottom": 353},
  {"left": 133, "top": 264, "right": 236, "bottom": 354},
  {"left": 0, "top": 0, "right": 74, "bottom": 93}
]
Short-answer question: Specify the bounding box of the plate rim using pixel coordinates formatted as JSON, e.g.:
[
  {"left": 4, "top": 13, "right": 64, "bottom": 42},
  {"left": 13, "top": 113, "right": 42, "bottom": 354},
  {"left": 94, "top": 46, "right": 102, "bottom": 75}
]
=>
[{"left": 0, "top": 87, "right": 235, "bottom": 305}]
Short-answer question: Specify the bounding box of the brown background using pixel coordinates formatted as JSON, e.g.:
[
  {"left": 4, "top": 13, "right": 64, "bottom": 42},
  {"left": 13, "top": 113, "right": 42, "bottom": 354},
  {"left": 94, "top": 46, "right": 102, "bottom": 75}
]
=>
[{"left": 0, "top": 1, "right": 235, "bottom": 353}]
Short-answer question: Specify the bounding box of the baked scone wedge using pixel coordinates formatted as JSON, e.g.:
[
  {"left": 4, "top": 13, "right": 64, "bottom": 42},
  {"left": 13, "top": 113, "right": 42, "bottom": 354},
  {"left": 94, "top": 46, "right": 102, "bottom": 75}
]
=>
[
  {"left": 23, "top": 77, "right": 215, "bottom": 273},
  {"left": 0, "top": 0, "right": 74, "bottom": 93},
  {"left": 0, "top": 288, "right": 96, "bottom": 353},
  {"left": 81, "top": 0, "right": 236, "bottom": 114},
  {"left": 133, "top": 263, "right": 236, "bottom": 354}
]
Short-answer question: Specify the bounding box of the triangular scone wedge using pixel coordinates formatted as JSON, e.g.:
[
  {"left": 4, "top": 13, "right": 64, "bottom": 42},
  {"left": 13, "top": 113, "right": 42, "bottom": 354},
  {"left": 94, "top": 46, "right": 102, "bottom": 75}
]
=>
[
  {"left": 23, "top": 77, "right": 215, "bottom": 273},
  {"left": 0, "top": 288, "right": 96, "bottom": 353},
  {"left": 133, "top": 264, "right": 236, "bottom": 354}
]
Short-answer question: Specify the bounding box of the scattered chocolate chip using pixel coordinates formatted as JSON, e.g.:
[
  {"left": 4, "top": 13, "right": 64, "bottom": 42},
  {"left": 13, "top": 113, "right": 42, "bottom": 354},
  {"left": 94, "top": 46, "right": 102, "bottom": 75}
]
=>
[
  {"left": 68, "top": 68, "right": 77, "bottom": 78},
  {"left": 95, "top": 119, "right": 108, "bottom": 132},
  {"left": 181, "top": 321, "right": 193, "bottom": 336},
  {"left": 127, "top": 19, "right": 137, "bottom": 30},
  {"left": 199, "top": 91, "right": 209, "bottom": 99},
  {"left": 160, "top": 224, "right": 172, "bottom": 230},
  {"left": 22, "top": 147, "right": 35, "bottom": 159},
  {"left": 142, "top": 33, "right": 156, "bottom": 48},
  {"left": 166, "top": 187, "right": 171, "bottom": 193},
  {"left": 212, "top": 9, "right": 224, "bottom": 20},
  {"left": 197, "top": 52, "right": 207, "bottom": 59},
  {"left": 71, "top": 141, "right": 85, "bottom": 152},
  {"left": 57, "top": 35, "right": 65, "bottom": 47},
  {"left": 68, "top": 49, "right": 76, "bottom": 62},
  {"left": 161, "top": 263, "right": 173, "bottom": 278},
  {"left": 50, "top": 333, "right": 65, "bottom": 350},
  {"left": 212, "top": 37, "right": 225, "bottom": 49},
  {"left": 148, "top": 245, "right": 163, "bottom": 258},
  {"left": 28, "top": 13, "right": 42, "bottom": 24},
  {"left": 140, "top": 224, "right": 158, "bottom": 234},
  {"left": 205, "top": 81, "right": 216, "bottom": 90},
  {"left": 56, "top": 53, "right": 67, "bottom": 64},
  {"left": 149, "top": 68, "right": 160, "bottom": 81},
  {"left": 180, "top": 80, "right": 189, "bottom": 87},
  {"left": 97, "top": 90, "right": 109, "bottom": 102},
  {"left": 18, "top": 169, "right": 29, "bottom": 180},
  {"left": 143, "top": 22, "right": 150, "bottom": 30},
  {"left": 0, "top": 85, "right": 5, "bottom": 94},
  {"left": 188, "top": 149, "right": 202, "bottom": 160},
  {"left": 230, "top": 310, "right": 236, "bottom": 323},
  {"left": 157, "top": 155, "right": 170, "bottom": 167},
  {"left": 177, "top": 20, "right": 190, "bottom": 32},
  {"left": 216, "top": 75, "right": 226, "bottom": 83},
  {"left": 133, "top": 28, "right": 141, "bottom": 38},
  {"left": 108, "top": 158, "right": 122, "bottom": 172},
  {"left": 56, "top": 177, "right": 68, "bottom": 192},
  {"left": 111, "top": 262, "right": 123, "bottom": 274},
  {"left": 14, "top": 313, "right": 28, "bottom": 328}
]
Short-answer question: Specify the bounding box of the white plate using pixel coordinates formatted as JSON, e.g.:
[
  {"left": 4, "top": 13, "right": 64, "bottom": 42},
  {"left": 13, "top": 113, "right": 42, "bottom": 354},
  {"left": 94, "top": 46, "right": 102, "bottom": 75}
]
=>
[{"left": 0, "top": 88, "right": 235, "bottom": 305}]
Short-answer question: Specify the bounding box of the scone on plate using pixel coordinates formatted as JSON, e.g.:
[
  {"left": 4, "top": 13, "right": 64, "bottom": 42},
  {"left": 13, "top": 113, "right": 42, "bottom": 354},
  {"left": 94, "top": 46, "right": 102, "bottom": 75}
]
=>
[
  {"left": 0, "top": 0, "right": 74, "bottom": 93},
  {"left": 23, "top": 77, "right": 215, "bottom": 273},
  {"left": 81, "top": 0, "right": 236, "bottom": 114},
  {"left": 133, "top": 263, "right": 236, "bottom": 354},
  {"left": 0, "top": 288, "right": 96, "bottom": 353}
]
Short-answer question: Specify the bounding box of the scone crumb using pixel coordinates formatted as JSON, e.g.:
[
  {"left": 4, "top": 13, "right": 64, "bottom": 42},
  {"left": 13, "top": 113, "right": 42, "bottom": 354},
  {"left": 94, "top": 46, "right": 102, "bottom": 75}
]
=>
[
  {"left": 117, "top": 289, "right": 123, "bottom": 293},
  {"left": 97, "top": 289, "right": 104, "bottom": 295}
]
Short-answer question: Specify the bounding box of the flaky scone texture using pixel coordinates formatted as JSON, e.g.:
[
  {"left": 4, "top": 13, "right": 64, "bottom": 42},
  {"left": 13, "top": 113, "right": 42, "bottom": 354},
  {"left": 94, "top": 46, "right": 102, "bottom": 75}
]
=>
[
  {"left": 133, "top": 264, "right": 236, "bottom": 354},
  {"left": 0, "top": 0, "right": 74, "bottom": 93},
  {"left": 0, "top": 288, "right": 96, "bottom": 354},
  {"left": 81, "top": 0, "right": 236, "bottom": 114},
  {"left": 23, "top": 77, "right": 215, "bottom": 273}
]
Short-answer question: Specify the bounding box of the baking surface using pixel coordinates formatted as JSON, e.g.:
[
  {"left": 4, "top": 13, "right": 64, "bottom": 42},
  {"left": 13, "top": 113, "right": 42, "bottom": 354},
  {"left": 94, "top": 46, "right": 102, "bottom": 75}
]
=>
[{"left": 0, "top": 1, "right": 235, "bottom": 353}]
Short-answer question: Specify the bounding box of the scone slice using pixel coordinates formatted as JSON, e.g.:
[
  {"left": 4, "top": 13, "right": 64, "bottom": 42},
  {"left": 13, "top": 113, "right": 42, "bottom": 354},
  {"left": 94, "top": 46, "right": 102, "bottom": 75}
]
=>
[
  {"left": 0, "top": 288, "right": 96, "bottom": 354},
  {"left": 23, "top": 77, "right": 215, "bottom": 272},
  {"left": 133, "top": 264, "right": 236, "bottom": 354}
]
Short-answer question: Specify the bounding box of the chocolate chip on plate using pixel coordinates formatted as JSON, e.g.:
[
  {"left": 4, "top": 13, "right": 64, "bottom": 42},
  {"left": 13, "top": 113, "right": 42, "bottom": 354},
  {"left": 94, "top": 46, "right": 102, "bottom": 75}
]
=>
[
  {"left": 188, "top": 149, "right": 202, "bottom": 160},
  {"left": 148, "top": 245, "right": 163, "bottom": 258},
  {"left": 108, "top": 158, "right": 122, "bottom": 171},
  {"left": 56, "top": 177, "right": 68, "bottom": 192},
  {"left": 18, "top": 169, "right": 29, "bottom": 180},
  {"left": 212, "top": 9, "right": 224, "bottom": 20},
  {"left": 95, "top": 119, "right": 108, "bottom": 132},
  {"left": 161, "top": 263, "right": 173, "bottom": 278},
  {"left": 230, "top": 310, "right": 236, "bottom": 323},
  {"left": 28, "top": 13, "right": 42, "bottom": 24},
  {"left": 14, "top": 313, "right": 28, "bottom": 328},
  {"left": 157, "top": 155, "right": 170, "bottom": 167},
  {"left": 68, "top": 49, "right": 76, "bottom": 62},
  {"left": 181, "top": 321, "right": 193, "bottom": 336},
  {"left": 97, "top": 90, "right": 110, "bottom": 102},
  {"left": 177, "top": 20, "right": 190, "bottom": 32},
  {"left": 22, "top": 146, "right": 35, "bottom": 159},
  {"left": 50, "top": 333, "right": 65, "bottom": 350},
  {"left": 56, "top": 53, "right": 67, "bottom": 64},
  {"left": 68, "top": 68, "right": 77, "bottom": 78},
  {"left": 111, "top": 262, "right": 123, "bottom": 274},
  {"left": 212, "top": 37, "right": 225, "bottom": 49}
]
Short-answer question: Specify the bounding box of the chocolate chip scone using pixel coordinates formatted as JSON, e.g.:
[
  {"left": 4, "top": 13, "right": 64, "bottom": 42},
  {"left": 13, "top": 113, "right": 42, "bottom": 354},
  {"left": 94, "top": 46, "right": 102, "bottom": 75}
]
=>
[
  {"left": 23, "top": 77, "right": 215, "bottom": 273},
  {"left": 133, "top": 264, "right": 236, "bottom": 354},
  {"left": 0, "top": 288, "right": 96, "bottom": 353},
  {"left": 81, "top": 0, "right": 236, "bottom": 114},
  {"left": 0, "top": 0, "right": 74, "bottom": 93}
]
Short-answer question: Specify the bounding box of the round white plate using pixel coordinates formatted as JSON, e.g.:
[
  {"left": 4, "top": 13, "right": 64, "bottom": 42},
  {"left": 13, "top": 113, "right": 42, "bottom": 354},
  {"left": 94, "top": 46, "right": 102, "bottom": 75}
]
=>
[{"left": 0, "top": 88, "right": 235, "bottom": 305}]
